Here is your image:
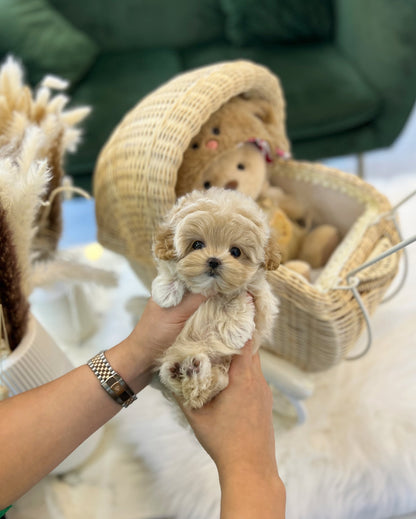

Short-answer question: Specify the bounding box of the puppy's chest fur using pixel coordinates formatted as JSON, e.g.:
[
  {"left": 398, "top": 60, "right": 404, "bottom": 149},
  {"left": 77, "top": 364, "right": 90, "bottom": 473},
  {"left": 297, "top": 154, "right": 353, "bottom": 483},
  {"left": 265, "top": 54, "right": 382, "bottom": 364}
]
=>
[{"left": 181, "top": 291, "right": 256, "bottom": 352}]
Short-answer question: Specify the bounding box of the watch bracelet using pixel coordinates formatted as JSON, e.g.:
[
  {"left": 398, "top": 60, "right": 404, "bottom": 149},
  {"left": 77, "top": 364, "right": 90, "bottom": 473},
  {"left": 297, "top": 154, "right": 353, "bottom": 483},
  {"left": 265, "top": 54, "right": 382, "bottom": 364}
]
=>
[{"left": 87, "top": 350, "right": 137, "bottom": 408}]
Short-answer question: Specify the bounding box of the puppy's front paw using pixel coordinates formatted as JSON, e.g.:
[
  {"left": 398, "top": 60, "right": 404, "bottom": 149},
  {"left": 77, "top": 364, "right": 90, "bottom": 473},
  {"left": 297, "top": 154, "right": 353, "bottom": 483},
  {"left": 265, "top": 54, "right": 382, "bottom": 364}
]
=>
[
  {"left": 152, "top": 276, "right": 185, "bottom": 308},
  {"left": 221, "top": 294, "right": 256, "bottom": 350}
]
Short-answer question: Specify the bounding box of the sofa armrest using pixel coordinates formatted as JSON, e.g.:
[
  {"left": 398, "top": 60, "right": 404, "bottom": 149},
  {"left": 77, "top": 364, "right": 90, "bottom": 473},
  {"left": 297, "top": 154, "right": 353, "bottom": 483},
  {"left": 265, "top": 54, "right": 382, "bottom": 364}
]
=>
[{"left": 335, "top": 0, "right": 416, "bottom": 146}]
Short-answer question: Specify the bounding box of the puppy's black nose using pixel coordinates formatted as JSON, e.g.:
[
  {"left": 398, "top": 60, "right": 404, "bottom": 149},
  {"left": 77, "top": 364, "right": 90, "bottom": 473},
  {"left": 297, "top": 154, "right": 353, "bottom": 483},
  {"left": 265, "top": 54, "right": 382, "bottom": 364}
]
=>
[
  {"left": 225, "top": 180, "right": 238, "bottom": 190},
  {"left": 207, "top": 257, "right": 221, "bottom": 269}
]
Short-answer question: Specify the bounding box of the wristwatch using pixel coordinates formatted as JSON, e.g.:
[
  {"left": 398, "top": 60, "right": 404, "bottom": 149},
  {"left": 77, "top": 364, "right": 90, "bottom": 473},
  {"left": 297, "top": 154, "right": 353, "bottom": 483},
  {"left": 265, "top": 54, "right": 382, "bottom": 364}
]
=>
[{"left": 87, "top": 350, "right": 137, "bottom": 408}]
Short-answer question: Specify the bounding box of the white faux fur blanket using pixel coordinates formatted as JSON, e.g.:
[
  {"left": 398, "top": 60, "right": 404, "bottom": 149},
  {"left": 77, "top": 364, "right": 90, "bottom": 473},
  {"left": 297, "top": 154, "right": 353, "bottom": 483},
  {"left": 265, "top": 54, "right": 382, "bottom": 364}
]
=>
[{"left": 117, "top": 175, "right": 416, "bottom": 519}]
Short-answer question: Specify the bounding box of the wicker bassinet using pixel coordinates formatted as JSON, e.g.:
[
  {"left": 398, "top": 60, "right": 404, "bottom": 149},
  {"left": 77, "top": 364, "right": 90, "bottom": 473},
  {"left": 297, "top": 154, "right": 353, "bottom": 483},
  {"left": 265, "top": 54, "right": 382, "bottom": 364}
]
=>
[{"left": 94, "top": 60, "right": 400, "bottom": 372}]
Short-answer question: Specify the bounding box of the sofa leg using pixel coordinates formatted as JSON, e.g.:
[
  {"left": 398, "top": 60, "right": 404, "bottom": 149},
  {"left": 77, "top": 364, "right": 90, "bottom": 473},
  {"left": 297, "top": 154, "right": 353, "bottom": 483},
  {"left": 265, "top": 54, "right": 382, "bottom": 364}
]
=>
[{"left": 357, "top": 153, "right": 365, "bottom": 178}]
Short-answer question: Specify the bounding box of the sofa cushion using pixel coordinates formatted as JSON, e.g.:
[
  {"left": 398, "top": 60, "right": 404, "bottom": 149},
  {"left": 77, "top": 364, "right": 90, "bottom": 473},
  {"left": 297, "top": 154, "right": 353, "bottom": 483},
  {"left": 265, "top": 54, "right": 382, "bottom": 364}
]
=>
[
  {"left": 48, "top": 0, "right": 225, "bottom": 51},
  {"left": 0, "top": 0, "right": 98, "bottom": 85},
  {"left": 67, "top": 49, "right": 182, "bottom": 189},
  {"left": 221, "top": 0, "right": 334, "bottom": 46},
  {"left": 182, "top": 44, "right": 382, "bottom": 142}
]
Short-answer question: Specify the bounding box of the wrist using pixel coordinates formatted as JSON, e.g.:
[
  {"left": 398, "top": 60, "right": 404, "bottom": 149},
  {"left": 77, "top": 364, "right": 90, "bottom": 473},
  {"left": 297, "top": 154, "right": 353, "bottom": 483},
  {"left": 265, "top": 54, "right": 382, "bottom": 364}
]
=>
[
  {"left": 218, "top": 463, "right": 286, "bottom": 518},
  {"left": 105, "top": 335, "right": 153, "bottom": 395},
  {"left": 218, "top": 458, "right": 281, "bottom": 489}
]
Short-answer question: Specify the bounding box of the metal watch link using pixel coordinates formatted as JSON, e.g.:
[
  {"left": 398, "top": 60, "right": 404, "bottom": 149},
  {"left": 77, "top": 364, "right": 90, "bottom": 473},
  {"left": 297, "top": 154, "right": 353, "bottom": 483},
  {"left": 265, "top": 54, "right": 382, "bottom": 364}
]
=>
[{"left": 87, "top": 351, "right": 137, "bottom": 408}]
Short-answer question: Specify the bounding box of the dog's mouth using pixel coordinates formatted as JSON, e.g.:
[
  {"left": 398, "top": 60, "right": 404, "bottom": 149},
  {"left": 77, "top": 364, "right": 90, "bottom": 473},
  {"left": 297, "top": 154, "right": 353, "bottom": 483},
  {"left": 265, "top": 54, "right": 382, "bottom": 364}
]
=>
[{"left": 207, "top": 268, "right": 219, "bottom": 278}]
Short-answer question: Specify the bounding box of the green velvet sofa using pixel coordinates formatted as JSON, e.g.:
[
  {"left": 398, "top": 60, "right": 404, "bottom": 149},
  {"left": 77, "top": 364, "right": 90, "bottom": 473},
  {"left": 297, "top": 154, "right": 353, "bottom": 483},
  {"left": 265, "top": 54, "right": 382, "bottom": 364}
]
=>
[{"left": 1, "top": 0, "right": 416, "bottom": 192}]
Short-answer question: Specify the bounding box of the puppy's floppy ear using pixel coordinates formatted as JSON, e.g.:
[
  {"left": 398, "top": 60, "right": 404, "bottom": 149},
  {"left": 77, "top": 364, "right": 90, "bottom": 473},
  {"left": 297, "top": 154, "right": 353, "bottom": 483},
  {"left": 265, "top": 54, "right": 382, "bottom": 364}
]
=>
[
  {"left": 264, "top": 232, "right": 281, "bottom": 271},
  {"left": 153, "top": 222, "right": 176, "bottom": 261}
]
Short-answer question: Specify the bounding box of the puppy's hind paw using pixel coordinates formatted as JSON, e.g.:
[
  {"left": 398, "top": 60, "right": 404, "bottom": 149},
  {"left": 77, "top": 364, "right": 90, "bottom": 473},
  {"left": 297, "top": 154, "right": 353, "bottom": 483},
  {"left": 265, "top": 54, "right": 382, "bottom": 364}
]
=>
[
  {"left": 182, "top": 355, "right": 230, "bottom": 409},
  {"left": 159, "top": 354, "right": 230, "bottom": 409},
  {"left": 162, "top": 355, "right": 210, "bottom": 382},
  {"left": 184, "top": 354, "right": 213, "bottom": 381},
  {"left": 168, "top": 362, "right": 182, "bottom": 379},
  {"left": 185, "top": 357, "right": 202, "bottom": 377}
]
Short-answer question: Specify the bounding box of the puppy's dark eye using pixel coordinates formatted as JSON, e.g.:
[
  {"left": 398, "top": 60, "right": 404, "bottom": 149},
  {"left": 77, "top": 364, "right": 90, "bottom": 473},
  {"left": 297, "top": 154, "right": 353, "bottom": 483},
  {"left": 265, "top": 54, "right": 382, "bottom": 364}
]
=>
[
  {"left": 212, "top": 127, "right": 220, "bottom": 135},
  {"left": 203, "top": 181, "right": 211, "bottom": 189},
  {"left": 237, "top": 163, "right": 245, "bottom": 170},
  {"left": 192, "top": 240, "right": 205, "bottom": 250},
  {"left": 230, "top": 247, "right": 241, "bottom": 258},
  {"left": 191, "top": 142, "right": 199, "bottom": 150}
]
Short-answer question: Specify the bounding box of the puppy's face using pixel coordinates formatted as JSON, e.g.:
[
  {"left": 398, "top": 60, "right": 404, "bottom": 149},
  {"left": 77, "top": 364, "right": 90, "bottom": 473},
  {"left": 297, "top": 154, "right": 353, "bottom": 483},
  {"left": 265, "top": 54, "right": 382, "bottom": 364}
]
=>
[
  {"left": 174, "top": 210, "right": 263, "bottom": 294},
  {"left": 154, "top": 189, "right": 280, "bottom": 296}
]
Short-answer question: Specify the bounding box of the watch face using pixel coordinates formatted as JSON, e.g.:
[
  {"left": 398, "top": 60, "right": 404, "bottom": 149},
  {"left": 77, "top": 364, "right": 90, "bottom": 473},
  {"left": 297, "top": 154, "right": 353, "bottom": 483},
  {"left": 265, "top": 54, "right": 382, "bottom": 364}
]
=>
[{"left": 108, "top": 376, "right": 125, "bottom": 396}]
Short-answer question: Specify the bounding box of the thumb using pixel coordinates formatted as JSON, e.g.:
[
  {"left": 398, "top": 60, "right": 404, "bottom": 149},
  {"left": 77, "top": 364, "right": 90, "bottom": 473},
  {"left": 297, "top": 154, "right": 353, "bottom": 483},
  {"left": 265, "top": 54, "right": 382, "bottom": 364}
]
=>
[
  {"left": 229, "top": 339, "right": 255, "bottom": 374},
  {"left": 175, "top": 292, "right": 207, "bottom": 317}
]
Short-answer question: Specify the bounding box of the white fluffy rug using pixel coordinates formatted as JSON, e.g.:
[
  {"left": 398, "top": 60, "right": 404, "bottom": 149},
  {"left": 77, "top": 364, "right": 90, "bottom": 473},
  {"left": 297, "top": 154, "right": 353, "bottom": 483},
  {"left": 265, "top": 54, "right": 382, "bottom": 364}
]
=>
[{"left": 117, "top": 175, "right": 416, "bottom": 519}]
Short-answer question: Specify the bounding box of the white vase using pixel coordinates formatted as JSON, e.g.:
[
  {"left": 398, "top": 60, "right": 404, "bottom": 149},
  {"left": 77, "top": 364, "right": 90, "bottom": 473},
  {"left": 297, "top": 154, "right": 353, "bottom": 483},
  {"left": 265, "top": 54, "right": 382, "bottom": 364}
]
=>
[
  {"left": 1, "top": 313, "right": 102, "bottom": 474},
  {"left": 30, "top": 282, "right": 98, "bottom": 344}
]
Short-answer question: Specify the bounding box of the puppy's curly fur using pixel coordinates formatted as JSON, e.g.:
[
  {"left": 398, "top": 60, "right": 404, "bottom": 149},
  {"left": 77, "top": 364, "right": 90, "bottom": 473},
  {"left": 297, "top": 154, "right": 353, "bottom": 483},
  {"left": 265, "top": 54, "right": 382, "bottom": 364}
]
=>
[{"left": 152, "top": 188, "right": 280, "bottom": 409}]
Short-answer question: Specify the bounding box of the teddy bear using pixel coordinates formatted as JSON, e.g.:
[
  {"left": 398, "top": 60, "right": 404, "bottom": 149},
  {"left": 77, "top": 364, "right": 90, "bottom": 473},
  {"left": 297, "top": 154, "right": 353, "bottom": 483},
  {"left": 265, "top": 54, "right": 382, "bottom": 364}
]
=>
[
  {"left": 175, "top": 94, "right": 291, "bottom": 198},
  {"left": 200, "top": 139, "right": 305, "bottom": 222},
  {"left": 197, "top": 141, "right": 341, "bottom": 275}
]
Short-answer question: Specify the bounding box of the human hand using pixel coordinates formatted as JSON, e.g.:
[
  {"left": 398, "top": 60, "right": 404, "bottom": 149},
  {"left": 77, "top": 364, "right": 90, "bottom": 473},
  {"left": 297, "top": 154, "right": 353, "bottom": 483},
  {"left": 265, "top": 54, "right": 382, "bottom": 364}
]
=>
[
  {"left": 128, "top": 292, "right": 206, "bottom": 368},
  {"left": 179, "top": 341, "right": 278, "bottom": 481}
]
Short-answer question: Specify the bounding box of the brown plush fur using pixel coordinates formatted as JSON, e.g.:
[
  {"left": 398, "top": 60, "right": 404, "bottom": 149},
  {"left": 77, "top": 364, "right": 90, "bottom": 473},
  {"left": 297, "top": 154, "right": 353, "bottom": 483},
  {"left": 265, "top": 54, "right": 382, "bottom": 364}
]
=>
[
  {"left": 201, "top": 143, "right": 268, "bottom": 199},
  {"left": 175, "top": 95, "right": 290, "bottom": 197}
]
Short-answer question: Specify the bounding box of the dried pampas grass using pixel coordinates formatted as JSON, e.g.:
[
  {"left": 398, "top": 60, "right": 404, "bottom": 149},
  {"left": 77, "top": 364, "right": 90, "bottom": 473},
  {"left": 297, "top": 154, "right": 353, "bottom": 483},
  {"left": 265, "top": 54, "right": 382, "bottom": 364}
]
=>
[
  {"left": 0, "top": 203, "right": 29, "bottom": 350},
  {"left": 0, "top": 128, "right": 50, "bottom": 298},
  {"left": 0, "top": 129, "right": 50, "bottom": 348},
  {"left": 0, "top": 56, "right": 91, "bottom": 257},
  {"left": 0, "top": 56, "right": 114, "bottom": 353}
]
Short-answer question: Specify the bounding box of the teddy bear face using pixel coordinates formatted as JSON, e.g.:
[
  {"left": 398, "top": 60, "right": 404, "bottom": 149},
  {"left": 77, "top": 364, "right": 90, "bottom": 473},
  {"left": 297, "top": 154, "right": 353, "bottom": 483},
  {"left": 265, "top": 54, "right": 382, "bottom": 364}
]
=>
[
  {"left": 175, "top": 95, "right": 289, "bottom": 197},
  {"left": 199, "top": 143, "right": 267, "bottom": 200}
]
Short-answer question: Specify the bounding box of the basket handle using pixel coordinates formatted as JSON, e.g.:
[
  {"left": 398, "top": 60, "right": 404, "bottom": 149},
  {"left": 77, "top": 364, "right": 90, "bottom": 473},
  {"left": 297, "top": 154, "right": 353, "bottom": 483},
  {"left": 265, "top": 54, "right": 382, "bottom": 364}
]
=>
[
  {"left": 345, "top": 234, "right": 416, "bottom": 360},
  {"left": 333, "top": 188, "right": 416, "bottom": 360}
]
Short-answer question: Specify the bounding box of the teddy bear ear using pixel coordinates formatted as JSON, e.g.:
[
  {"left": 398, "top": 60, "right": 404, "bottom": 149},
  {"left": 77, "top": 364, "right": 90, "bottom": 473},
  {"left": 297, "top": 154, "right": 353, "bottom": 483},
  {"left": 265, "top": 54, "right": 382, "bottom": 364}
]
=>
[
  {"left": 153, "top": 223, "right": 176, "bottom": 261},
  {"left": 237, "top": 95, "right": 274, "bottom": 124},
  {"left": 264, "top": 232, "right": 281, "bottom": 271},
  {"left": 252, "top": 99, "right": 276, "bottom": 125}
]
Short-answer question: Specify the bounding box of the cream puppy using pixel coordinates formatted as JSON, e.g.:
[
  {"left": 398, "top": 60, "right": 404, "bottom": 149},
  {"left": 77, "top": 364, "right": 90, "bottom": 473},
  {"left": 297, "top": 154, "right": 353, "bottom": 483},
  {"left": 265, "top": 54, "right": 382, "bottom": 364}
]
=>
[{"left": 152, "top": 188, "right": 280, "bottom": 409}]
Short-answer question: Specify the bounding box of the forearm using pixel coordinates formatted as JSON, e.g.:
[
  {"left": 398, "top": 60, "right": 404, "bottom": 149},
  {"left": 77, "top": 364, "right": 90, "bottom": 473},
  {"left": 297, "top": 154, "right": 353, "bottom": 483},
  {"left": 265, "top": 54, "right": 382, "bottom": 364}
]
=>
[
  {"left": 0, "top": 334, "right": 151, "bottom": 509},
  {"left": 219, "top": 466, "right": 286, "bottom": 519}
]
